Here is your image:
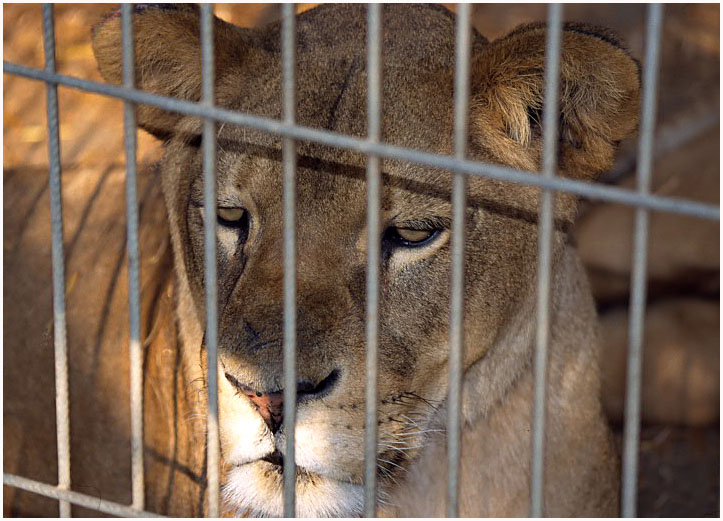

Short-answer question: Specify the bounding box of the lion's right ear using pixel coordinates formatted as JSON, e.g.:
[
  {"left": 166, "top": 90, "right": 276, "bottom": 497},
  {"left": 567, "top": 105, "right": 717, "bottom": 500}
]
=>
[
  {"left": 92, "top": 4, "right": 249, "bottom": 140},
  {"left": 469, "top": 23, "right": 640, "bottom": 179}
]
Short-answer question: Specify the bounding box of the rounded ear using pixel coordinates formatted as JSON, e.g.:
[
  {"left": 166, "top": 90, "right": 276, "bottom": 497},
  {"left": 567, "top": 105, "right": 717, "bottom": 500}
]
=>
[
  {"left": 91, "top": 4, "right": 250, "bottom": 140},
  {"left": 469, "top": 22, "right": 641, "bottom": 179}
]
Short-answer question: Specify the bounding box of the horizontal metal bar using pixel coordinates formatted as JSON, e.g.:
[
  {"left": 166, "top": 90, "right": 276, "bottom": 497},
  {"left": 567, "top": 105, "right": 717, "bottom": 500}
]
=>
[
  {"left": 4, "top": 61, "right": 718, "bottom": 221},
  {"left": 3, "top": 474, "right": 164, "bottom": 518}
]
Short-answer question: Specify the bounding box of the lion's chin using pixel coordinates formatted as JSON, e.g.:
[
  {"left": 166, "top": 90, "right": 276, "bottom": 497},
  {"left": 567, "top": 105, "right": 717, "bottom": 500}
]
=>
[{"left": 223, "top": 460, "right": 364, "bottom": 517}]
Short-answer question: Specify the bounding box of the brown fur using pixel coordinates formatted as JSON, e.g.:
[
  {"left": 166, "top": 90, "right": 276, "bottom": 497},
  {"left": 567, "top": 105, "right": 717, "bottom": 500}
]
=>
[{"left": 7, "top": 4, "right": 640, "bottom": 517}]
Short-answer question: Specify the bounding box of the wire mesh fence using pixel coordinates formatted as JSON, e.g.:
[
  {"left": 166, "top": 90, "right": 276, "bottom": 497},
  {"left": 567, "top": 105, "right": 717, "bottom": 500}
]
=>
[{"left": 2, "top": 3, "right": 719, "bottom": 518}]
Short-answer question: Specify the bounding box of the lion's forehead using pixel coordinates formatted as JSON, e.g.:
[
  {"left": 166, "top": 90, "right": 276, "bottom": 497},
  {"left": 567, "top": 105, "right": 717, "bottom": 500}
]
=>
[
  {"left": 218, "top": 61, "right": 456, "bottom": 152},
  {"left": 266, "top": 4, "right": 473, "bottom": 71}
]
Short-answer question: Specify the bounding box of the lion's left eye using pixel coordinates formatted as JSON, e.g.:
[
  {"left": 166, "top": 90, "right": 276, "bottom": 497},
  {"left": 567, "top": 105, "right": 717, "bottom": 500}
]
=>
[
  {"left": 217, "top": 207, "right": 245, "bottom": 226},
  {"left": 386, "top": 227, "right": 440, "bottom": 247}
]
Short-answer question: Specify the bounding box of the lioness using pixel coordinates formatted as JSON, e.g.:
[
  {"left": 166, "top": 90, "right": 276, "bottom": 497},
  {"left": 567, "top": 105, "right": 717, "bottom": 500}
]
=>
[{"left": 85, "top": 3, "right": 640, "bottom": 517}]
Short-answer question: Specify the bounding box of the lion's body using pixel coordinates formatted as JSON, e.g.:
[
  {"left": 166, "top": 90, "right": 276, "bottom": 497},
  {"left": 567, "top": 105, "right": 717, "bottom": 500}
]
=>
[{"left": 5, "top": 4, "right": 640, "bottom": 517}]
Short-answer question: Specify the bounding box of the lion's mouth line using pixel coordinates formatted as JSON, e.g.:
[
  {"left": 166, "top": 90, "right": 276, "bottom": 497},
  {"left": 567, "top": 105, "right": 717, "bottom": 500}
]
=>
[
  {"left": 251, "top": 450, "right": 307, "bottom": 476},
  {"left": 261, "top": 449, "right": 284, "bottom": 467}
]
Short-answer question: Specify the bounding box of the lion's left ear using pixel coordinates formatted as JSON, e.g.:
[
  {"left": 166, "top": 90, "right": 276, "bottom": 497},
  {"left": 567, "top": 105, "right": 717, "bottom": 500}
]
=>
[
  {"left": 470, "top": 23, "right": 641, "bottom": 179},
  {"left": 92, "top": 4, "right": 250, "bottom": 141}
]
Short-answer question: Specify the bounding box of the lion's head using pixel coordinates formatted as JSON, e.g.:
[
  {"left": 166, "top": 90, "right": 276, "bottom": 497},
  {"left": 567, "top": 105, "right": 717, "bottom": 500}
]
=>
[{"left": 93, "top": 4, "right": 639, "bottom": 516}]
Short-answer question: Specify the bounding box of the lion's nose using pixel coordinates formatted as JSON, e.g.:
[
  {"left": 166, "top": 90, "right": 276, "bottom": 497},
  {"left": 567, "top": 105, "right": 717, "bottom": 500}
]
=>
[
  {"left": 225, "top": 370, "right": 340, "bottom": 434},
  {"left": 223, "top": 376, "right": 285, "bottom": 433},
  {"left": 246, "top": 389, "right": 285, "bottom": 433}
]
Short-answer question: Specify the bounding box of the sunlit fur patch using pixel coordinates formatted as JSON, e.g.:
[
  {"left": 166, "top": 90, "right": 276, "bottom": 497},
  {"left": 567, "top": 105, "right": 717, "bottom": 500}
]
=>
[
  {"left": 290, "top": 407, "right": 363, "bottom": 480},
  {"left": 223, "top": 462, "right": 364, "bottom": 517},
  {"left": 218, "top": 367, "right": 276, "bottom": 465},
  {"left": 220, "top": 405, "right": 274, "bottom": 465}
]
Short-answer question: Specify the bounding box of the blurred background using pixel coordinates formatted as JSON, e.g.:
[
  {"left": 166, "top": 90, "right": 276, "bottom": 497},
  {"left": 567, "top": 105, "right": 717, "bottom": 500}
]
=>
[{"left": 4, "top": 4, "right": 719, "bottom": 517}]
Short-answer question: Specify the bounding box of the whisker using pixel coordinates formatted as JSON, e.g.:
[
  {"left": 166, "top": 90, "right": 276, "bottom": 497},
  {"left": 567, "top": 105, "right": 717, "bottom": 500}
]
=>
[
  {"left": 378, "top": 444, "right": 423, "bottom": 452},
  {"left": 378, "top": 458, "right": 407, "bottom": 473},
  {"left": 389, "top": 429, "right": 445, "bottom": 437}
]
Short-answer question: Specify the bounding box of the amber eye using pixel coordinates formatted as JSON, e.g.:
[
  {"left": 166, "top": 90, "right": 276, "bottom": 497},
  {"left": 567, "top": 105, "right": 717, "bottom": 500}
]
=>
[
  {"left": 217, "top": 207, "right": 245, "bottom": 226},
  {"left": 387, "top": 227, "right": 439, "bottom": 247}
]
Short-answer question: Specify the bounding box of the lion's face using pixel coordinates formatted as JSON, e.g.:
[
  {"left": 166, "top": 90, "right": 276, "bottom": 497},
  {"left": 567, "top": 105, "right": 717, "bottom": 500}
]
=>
[
  {"left": 161, "top": 65, "right": 539, "bottom": 516},
  {"left": 92, "top": 4, "right": 640, "bottom": 517}
]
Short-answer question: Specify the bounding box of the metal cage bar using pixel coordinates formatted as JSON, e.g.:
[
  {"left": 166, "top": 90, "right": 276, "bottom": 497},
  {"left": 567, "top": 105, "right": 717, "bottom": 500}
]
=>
[
  {"left": 446, "top": 3, "right": 471, "bottom": 517},
  {"left": 4, "top": 61, "right": 719, "bottom": 222},
  {"left": 621, "top": 4, "right": 664, "bottom": 517},
  {"left": 200, "top": 4, "right": 221, "bottom": 518},
  {"left": 42, "top": 4, "right": 71, "bottom": 517},
  {"left": 121, "top": 4, "right": 145, "bottom": 511},
  {"left": 281, "top": 3, "right": 298, "bottom": 517},
  {"left": 2, "top": 3, "right": 719, "bottom": 519},
  {"left": 530, "top": 4, "right": 563, "bottom": 517},
  {"left": 3, "top": 474, "right": 163, "bottom": 519},
  {"left": 363, "top": 4, "right": 382, "bottom": 517}
]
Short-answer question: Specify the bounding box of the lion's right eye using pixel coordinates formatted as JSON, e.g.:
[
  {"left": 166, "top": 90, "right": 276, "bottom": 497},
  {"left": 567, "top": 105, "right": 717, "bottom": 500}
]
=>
[
  {"left": 217, "top": 207, "right": 245, "bottom": 228},
  {"left": 385, "top": 227, "right": 441, "bottom": 248}
]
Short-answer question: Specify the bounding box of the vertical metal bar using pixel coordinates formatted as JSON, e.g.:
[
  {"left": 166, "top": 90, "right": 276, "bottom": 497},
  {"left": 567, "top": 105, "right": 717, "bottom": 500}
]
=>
[
  {"left": 42, "top": 4, "right": 71, "bottom": 517},
  {"left": 530, "top": 4, "right": 562, "bottom": 517},
  {"left": 281, "top": 3, "right": 297, "bottom": 518},
  {"left": 200, "top": 4, "right": 220, "bottom": 518},
  {"left": 621, "top": 4, "right": 663, "bottom": 517},
  {"left": 121, "top": 4, "right": 145, "bottom": 511},
  {"left": 446, "top": 3, "right": 471, "bottom": 518},
  {"left": 364, "top": 3, "right": 382, "bottom": 518}
]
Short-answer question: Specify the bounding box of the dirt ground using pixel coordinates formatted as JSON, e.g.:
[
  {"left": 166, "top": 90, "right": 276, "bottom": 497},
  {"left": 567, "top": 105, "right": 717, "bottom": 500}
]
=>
[
  {"left": 633, "top": 424, "right": 719, "bottom": 517},
  {"left": 3, "top": 4, "right": 719, "bottom": 517}
]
